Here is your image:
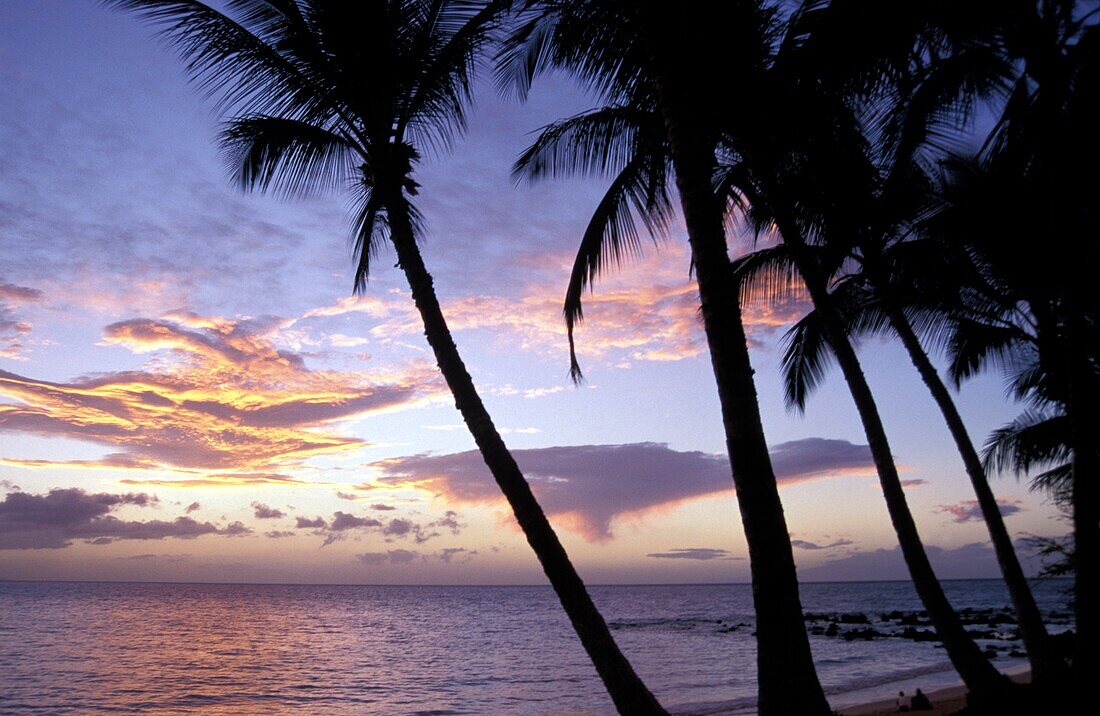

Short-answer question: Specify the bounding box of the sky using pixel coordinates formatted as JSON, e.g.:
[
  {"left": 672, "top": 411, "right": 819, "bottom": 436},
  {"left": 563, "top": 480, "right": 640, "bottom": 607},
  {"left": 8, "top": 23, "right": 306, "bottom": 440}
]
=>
[{"left": 0, "top": 0, "right": 1066, "bottom": 585}]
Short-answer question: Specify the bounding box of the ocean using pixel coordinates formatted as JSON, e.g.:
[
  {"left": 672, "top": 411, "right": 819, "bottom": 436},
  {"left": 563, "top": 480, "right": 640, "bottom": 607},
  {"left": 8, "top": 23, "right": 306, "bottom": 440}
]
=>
[{"left": 0, "top": 579, "right": 1072, "bottom": 715}]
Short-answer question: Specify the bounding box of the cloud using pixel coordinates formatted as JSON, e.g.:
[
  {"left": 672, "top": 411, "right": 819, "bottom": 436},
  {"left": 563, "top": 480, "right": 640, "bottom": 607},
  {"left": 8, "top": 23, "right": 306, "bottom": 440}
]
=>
[
  {"left": 373, "top": 439, "right": 873, "bottom": 541},
  {"left": 438, "top": 547, "right": 477, "bottom": 563},
  {"left": 356, "top": 549, "right": 421, "bottom": 565},
  {"left": 295, "top": 516, "right": 327, "bottom": 529},
  {"left": 369, "top": 503, "right": 397, "bottom": 511},
  {"left": 523, "top": 386, "right": 564, "bottom": 399},
  {"left": 0, "top": 281, "right": 42, "bottom": 361},
  {"left": 251, "top": 502, "right": 286, "bottom": 520},
  {"left": 317, "top": 510, "right": 460, "bottom": 546},
  {"left": 356, "top": 547, "right": 474, "bottom": 565},
  {"left": 264, "top": 530, "right": 296, "bottom": 538},
  {"left": 937, "top": 499, "right": 1023, "bottom": 523},
  {"left": 298, "top": 244, "right": 809, "bottom": 373},
  {"left": 221, "top": 521, "right": 252, "bottom": 536},
  {"left": 0, "top": 487, "right": 242, "bottom": 549},
  {"left": 647, "top": 548, "right": 736, "bottom": 561},
  {"left": 118, "top": 553, "right": 189, "bottom": 563},
  {"left": 330, "top": 511, "right": 383, "bottom": 531},
  {"left": 0, "top": 313, "right": 440, "bottom": 479},
  {"left": 798, "top": 542, "right": 1022, "bottom": 581},
  {"left": 184, "top": 501, "right": 200, "bottom": 513},
  {"left": 790, "top": 538, "right": 854, "bottom": 551},
  {"left": 901, "top": 479, "right": 928, "bottom": 488},
  {"left": 0, "top": 283, "right": 43, "bottom": 303}
]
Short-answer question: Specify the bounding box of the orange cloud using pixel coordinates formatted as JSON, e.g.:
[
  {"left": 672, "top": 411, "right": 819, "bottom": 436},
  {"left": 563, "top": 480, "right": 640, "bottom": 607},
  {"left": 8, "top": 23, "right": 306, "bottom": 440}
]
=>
[{"left": 0, "top": 313, "right": 442, "bottom": 480}]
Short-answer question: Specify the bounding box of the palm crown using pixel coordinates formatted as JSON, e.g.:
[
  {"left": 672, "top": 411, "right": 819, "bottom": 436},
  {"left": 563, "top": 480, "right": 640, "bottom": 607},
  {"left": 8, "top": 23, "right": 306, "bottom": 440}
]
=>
[{"left": 111, "top": 0, "right": 503, "bottom": 289}]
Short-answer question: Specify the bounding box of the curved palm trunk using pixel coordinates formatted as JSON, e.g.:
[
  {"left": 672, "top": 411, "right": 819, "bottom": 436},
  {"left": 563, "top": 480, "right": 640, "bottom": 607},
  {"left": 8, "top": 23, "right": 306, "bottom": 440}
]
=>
[
  {"left": 384, "top": 197, "right": 665, "bottom": 715},
  {"left": 869, "top": 279, "right": 1062, "bottom": 684},
  {"left": 639, "top": 19, "right": 830, "bottom": 716},
  {"left": 775, "top": 218, "right": 1010, "bottom": 699}
]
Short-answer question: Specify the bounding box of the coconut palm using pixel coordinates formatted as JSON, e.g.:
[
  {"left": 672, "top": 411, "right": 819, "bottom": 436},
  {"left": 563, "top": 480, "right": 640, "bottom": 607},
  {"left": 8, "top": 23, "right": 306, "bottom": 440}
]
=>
[
  {"left": 502, "top": 2, "right": 833, "bottom": 714},
  {"left": 710, "top": 3, "right": 1028, "bottom": 702},
  {"left": 744, "top": 49, "right": 1066, "bottom": 677},
  {"left": 106, "top": 1, "right": 664, "bottom": 711},
  {"left": 929, "top": 138, "right": 1100, "bottom": 688},
  {"left": 917, "top": 2, "right": 1100, "bottom": 678}
]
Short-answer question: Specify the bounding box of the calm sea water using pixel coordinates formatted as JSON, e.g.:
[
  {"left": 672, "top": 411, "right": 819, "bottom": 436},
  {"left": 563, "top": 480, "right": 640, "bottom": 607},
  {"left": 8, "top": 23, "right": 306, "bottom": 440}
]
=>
[{"left": 0, "top": 580, "right": 1071, "bottom": 715}]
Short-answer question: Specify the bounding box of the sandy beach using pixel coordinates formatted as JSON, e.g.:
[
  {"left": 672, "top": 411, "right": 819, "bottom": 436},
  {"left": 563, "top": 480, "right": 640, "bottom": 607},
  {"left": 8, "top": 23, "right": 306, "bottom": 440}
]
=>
[{"left": 840, "top": 669, "right": 1032, "bottom": 715}]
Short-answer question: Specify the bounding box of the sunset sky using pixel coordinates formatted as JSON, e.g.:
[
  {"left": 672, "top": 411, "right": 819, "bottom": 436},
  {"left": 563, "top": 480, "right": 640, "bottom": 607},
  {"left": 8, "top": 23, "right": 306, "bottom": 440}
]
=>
[{"left": 0, "top": 0, "right": 1065, "bottom": 585}]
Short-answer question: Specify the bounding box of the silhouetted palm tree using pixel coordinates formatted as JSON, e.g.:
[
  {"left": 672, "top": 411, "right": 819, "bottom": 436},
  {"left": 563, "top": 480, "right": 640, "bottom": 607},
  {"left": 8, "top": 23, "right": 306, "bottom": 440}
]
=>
[
  {"left": 916, "top": 3, "right": 1100, "bottom": 681},
  {"left": 107, "top": 1, "right": 663, "bottom": 711},
  {"left": 502, "top": 2, "right": 832, "bottom": 714},
  {"left": 929, "top": 136, "right": 1099, "bottom": 690},
  {"left": 771, "top": 236, "right": 1064, "bottom": 684},
  {"left": 744, "top": 40, "right": 1065, "bottom": 676},
  {"left": 716, "top": 3, "right": 1022, "bottom": 702}
]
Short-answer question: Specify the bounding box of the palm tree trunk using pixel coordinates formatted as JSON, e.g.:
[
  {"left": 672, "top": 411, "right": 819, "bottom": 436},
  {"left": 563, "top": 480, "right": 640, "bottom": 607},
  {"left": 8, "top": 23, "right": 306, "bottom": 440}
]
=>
[
  {"left": 638, "top": 19, "right": 830, "bottom": 715},
  {"left": 775, "top": 218, "right": 1010, "bottom": 699},
  {"left": 385, "top": 197, "right": 666, "bottom": 715},
  {"left": 871, "top": 283, "right": 1062, "bottom": 684},
  {"left": 680, "top": 195, "right": 830, "bottom": 716},
  {"left": 1065, "top": 309, "right": 1098, "bottom": 685}
]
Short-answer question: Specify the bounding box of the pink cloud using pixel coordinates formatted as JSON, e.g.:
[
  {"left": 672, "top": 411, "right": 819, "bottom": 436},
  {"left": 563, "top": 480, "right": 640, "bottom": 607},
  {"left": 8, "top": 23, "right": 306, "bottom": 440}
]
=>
[
  {"left": 297, "top": 244, "right": 809, "bottom": 373},
  {"left": 937, "top": 499, "right": 1023, "bottom": 523}
]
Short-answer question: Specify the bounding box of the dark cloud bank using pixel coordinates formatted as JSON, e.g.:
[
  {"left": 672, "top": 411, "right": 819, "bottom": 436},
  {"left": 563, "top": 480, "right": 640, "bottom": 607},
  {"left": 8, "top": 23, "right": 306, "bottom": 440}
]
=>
[
  {"left": 374, "top": 438, "right": 874, "bottom": 540},
  {"left": 0, "top": 487, "right": 249, "bottom": 549}
]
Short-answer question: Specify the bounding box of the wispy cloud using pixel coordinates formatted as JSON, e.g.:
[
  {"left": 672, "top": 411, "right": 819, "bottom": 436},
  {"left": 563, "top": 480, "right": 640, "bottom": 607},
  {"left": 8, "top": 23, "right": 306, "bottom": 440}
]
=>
[
  {"left": 647, "top": 548, "right": 737, "bottom": 561},
  {"left": 790, "top": 538, "right": 854, "bottom": 551},
  {"left": 937, "top": 499, "right": 1023, "bottom": 523},
  {"left": 296, "top": 245, "right": 809, "bottom": 374},
  {"left": 0, "top": 280, "right": 43, "bottom": 361}
]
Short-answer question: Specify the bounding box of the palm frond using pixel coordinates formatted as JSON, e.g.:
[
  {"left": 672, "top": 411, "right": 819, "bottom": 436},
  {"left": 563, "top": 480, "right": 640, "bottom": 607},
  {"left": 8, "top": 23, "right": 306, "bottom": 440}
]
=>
[
  {"left": 221, "top": 114, "right": 355, "bottom": 198},
  {"left": 402, "top": 0, "right": 508, "bottom": 152},
  {"left": 350, "top": 189, "right": 387, "bottom": 293},
  {"left": 730, "top": 244, "right": 803, "bottom": 307},
  {"left": 982, "top": 410, "right": 1071, "bottom": 482},
  {"left": 562, "top": 152, "right": 673, "bottom": 381},
  {"left": 514, "top": 106, "right": 662, "bottom": 182},
  {"left": 105, "top": 0, "right": 337, "bottom": 122},
  {"left": 781, "top": 308, "right": 835, "bottom": 412}
]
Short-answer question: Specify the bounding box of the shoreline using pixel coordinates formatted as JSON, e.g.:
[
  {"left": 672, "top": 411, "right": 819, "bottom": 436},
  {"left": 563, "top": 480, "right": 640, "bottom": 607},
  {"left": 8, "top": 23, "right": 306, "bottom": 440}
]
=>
[{"left": 837, "top": 666, "right": 1031, "bottom": 715}]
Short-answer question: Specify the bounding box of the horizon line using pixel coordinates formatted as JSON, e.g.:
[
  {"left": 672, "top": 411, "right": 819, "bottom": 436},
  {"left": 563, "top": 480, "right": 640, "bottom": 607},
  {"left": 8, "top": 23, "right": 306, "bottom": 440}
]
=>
[{"left": 0, "top": 576, "right": 1065, "bottom": 588}]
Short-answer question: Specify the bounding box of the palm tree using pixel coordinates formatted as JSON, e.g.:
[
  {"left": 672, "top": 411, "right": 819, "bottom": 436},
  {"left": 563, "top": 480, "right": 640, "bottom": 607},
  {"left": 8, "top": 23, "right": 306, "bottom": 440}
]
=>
[
  {"left": 929, "top": 142, "right": 1100, "bottom": 689},
  {"left": 107, "top": 2, "right": 664, "bottom": 712},
  {"left": 712, "top": 4, "right": 1023, "bottom": 702},
  {"left": 917, "top": 1, "right": 1100, "bottom": 678},
  {"left": 740, "top": 45, "right": 1066, "bottom": 677},
  {"left": 756, "top": 231, "right": 1065, "bottom": 685},
  {"left": 501, "top": 2, "right": 833, "bottom": 714}
]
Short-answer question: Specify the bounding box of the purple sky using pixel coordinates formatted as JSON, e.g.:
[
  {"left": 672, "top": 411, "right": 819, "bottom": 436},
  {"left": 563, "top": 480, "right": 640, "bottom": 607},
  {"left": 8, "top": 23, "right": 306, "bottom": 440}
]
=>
[{"left": 0, "top": 1, "right": 1064, "bottom": 584}]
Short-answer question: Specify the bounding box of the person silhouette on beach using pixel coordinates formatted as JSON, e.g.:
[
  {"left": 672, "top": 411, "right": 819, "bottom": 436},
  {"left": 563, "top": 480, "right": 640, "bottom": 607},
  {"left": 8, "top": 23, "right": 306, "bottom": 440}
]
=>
[
  {"left": 896, "top": 690, "right": 910, "bottom": 712},
  {"left": 910, "top": 688, "right": 932, "bottom": 711}
]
